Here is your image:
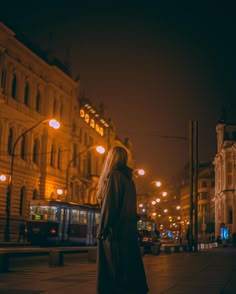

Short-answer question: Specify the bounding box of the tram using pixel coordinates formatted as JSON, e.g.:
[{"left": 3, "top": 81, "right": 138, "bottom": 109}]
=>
[
  {"left": 26, "top": 200, "right": 101, "bottom": 246},
  {"left": 137, "top": 215, "right": 156, "bottom": 231}
]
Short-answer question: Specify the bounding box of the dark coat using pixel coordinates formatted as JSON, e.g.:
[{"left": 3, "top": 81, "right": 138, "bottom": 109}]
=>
[{"left": 96, "top": 165, "right": 149, "bottom": 294}]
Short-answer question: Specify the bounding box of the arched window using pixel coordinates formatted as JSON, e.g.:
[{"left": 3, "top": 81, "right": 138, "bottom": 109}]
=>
[
  {"left": 32, "top": 138, "right": 40, "bottom": 164},
  {"left": 32, "top": 189, "right": 38, "bottom": 200},
  {"left": 19, "top": 186, "right": 26, "bottom": 216},
  {"left": 24, "top": 82, "right": 29, "bottom": 106},
  {"left": 36, "top": 90, "right": 41, "bottom": 112},
  {"left": 7, "top": 127, "right": 13, "bottom": 155},
  {"left": 50, "top": 143, "right": 56, "bottom": 167},
  {"left": 21, "top": 135, "right": 26, "bottom": 160},
  {"left": 11, "top": 74, "right": 17, "bottom": 99}
]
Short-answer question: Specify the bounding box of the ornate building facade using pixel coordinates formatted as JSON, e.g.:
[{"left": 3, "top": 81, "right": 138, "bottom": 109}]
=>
[
  {"left": 179, "top": 162, "right": 215, "bottom": 240},
  {"left": 0, "top": 22, "right": 133, "bottom": 240},
  {"left": 214, "top": 122, "right": 236, "bottom": 238}
]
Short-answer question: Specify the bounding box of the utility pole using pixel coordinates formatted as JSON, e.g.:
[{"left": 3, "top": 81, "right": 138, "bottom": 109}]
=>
[
  {"left": 189, "top": 120, "right": 194, "bottom": 251},
  {"left": 194, "top": 120, "right": 199, "bottom": 252},
  {"left": 189, "top": 120, "right": 199, "bottom": 252}
]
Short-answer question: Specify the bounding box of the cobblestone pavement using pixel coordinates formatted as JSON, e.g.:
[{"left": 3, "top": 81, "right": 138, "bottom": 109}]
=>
[{"left": 0, "top": 247, "right": 236, "bottom": 294}]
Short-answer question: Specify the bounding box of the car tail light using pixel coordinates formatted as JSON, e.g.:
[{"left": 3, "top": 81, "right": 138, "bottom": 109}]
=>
[{"left": 50, "top": 228, "right": 56, "bottom": 234}]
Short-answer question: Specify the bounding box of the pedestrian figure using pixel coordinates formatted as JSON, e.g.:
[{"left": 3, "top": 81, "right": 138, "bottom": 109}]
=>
[
  {"left": 96, "top": 146, "right": 149, "bottom": 294},
  {"left": 18, "top": 221, "right": 26, "bottom": 242}
]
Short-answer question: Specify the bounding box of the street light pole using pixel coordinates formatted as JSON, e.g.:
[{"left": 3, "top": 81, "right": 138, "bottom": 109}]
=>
[
  {"left": 194, "top": 120, "right": 199, "bottom": 252},
  {"left": 189, "top": 120, "right": 194, "bottom": 251},
  {"left": 4, "top": 118, "right": 60, "bottom": 242},
  {"left": 65, "top": 145, "right": 105, "bottom": 201},
  {"left": 189, "top": 119, "right": 199, "bottom": 252}
]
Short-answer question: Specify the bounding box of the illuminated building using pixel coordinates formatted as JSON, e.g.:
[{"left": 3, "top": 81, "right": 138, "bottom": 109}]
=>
[
  {"left": 0, "top": 22, "right": 132, "bottom": 240},
  {"left": 214, "top": 122, "right": 236, "bottom": 239}
]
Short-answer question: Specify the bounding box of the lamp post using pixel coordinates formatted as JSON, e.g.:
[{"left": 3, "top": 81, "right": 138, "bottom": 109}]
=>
[
  {"left": 4, "top": 118, "right": 60, "bottom": 242},
  {"left": 65, "top": 145, "right": 105, "bottom": 201},
  {"left": 159, "top": 121, "right": 199, "bottom": 252}
]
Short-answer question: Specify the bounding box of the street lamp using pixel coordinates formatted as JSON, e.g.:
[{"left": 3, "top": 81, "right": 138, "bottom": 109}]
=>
[
  {"left": 65, "top": 145, "right": 105, "bottom": 201},
  {"left": 0, "top": 174, "right": 7, "bottom": 182},
  {"left": 4, "top": 118, "right": 60, "bottom": 242},
  {"left": 155, "top": 181, "right": 161, "bottom": 187},
  {"left": 136, "top": 168, "right": 145, "bottom": 176}
]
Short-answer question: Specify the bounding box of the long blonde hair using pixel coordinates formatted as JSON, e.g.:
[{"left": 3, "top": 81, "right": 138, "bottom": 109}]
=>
[{"left": 96, "top": 146, "right": 128, "bottom": 203}]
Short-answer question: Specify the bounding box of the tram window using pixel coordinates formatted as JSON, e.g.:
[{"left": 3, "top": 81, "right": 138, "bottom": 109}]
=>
[
  {"left": 71, "top": 209, "right": 88, "bottom": 224},
  {"left": 79, "top": 210, "right": 87, "bottom": 224},
  {"left": 71, "top": 209, "right": 80, "bottom": 223},
  {"left": 30, "top": 206, "right": 59, "bottom": 221},
  {"left": 94, "top": 213, "right": 100, "bottom": 225}
]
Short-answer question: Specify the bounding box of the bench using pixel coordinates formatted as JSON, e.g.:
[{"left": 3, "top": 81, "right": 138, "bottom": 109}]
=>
[
  {"left": 161, "top": 244, "right": 182, "bottom": 254},
  {"left": 0, "top": 246, "right": 96, "bottom": 272}
]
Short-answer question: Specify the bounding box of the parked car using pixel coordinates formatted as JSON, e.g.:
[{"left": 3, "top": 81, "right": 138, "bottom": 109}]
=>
[{"left": 137, "top": 229, "right": 161, "bottom": 254}]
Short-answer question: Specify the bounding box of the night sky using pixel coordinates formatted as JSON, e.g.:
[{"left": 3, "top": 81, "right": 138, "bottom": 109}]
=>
[{"left": 1, "top": 1, "right": 236, "bottom": 182}]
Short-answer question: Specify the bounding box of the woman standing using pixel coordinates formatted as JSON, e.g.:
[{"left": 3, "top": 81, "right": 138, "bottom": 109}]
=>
[{"left": 96, "top": 146, "right": 149, "bottom": 294}]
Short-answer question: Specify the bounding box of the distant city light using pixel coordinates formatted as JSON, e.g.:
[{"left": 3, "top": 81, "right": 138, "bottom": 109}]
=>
[{"left": 155, "top": 181, "right": 161, "bottom": 187}]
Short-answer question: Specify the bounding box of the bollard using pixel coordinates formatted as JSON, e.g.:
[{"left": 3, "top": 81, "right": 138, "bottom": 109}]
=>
[
  {"left": 48, "top": 250, "right": 64, "bottom": 266},
  {"left": 182, "top": 244, "right": 188, "bottom": 252},
  {"left": 174, "top": 245, "right": 180, "bottom": 253},
  {"left": 151, "top": 245, "right": 160, "bottom": 255},
  {"left": 164, "top": 246, "right": 171, "bottom": 254}
]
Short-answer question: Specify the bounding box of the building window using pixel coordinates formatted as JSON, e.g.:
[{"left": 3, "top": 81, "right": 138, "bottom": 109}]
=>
[
  {"left": 36, "top": 90, "right": 41, "bottom": 112},
  {"left": 24, "top": 82, "right": 29, "bottom": 106},
  {"left": 228, "top": 207, "right": 233, "bottom": 224},
  {"left": 19, "top": 186, "right": 26, "bottom": 216},
  {"left": 32, "top": 138, "right": 40, "bottom": 164},
  {"left": 8, "top": 128, "right": 13, "bottom": 155},
  {"left": 50, "top": 143, "right": 56, "bottom": 167},
  {"left": 32, "top": 189, "right": 38, "bottom": 200},
  {"left": 21, "top": 135, "right": 26, "bottom": 160},
  {"left": 11, "top": 74, "right": 17, "bottom": 99},
  {"left": 1, "top": 69, "right": 6, "bottom": 93},
  {"left": 57, "top": 148, "right": 62, "bottom": 169}
]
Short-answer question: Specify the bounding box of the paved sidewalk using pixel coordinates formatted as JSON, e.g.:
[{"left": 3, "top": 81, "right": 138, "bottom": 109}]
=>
[{"left": 0, "top": 247, "right": 236, "bottom": 294}]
